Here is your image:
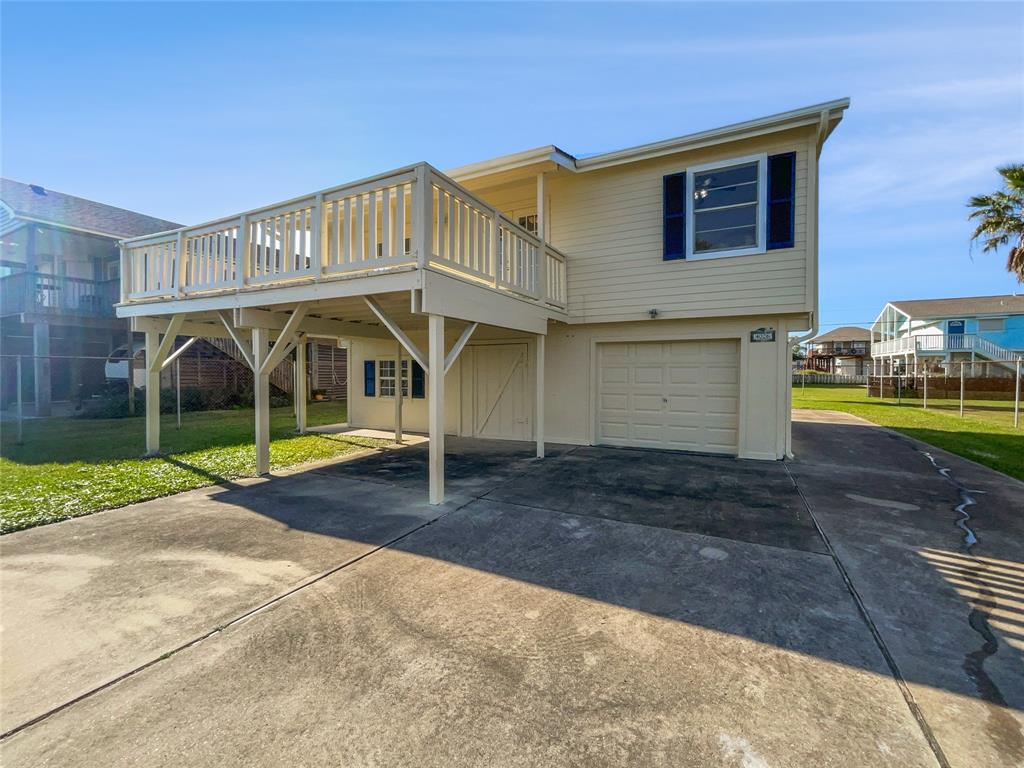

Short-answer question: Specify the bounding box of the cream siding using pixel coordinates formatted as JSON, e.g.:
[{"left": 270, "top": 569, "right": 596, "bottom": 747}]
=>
[
  {"left": 545, "top": 128, "right": 814, "bottom": 324},
  {"left": 348, "top": 314, "right": 800, "bottom": 461}
]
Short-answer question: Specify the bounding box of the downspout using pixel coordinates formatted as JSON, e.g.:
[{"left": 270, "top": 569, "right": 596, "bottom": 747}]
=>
[{"left": 785, "top": 108, "right": 831, "bottom": 457}]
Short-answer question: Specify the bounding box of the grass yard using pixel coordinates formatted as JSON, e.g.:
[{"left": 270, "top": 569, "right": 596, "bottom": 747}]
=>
[
  {"left": 793, "top": 384, "right": 1023, "bottom": 481},
  {"left": 0, "top": 401, "right": 387, "bottom": 534}
]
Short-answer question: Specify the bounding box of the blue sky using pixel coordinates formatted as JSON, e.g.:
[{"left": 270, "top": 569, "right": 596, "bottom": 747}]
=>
[{"left": 3, "top": 2, "right": 1022, "bottom": 332}]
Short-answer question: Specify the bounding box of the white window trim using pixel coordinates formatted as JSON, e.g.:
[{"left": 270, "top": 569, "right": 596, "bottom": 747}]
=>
[
  {"left": 686, "top": 152, "right": 767, "bottom": 261},
  {"left": 377, "top": 358, "right": 397, "bottom": 398},
  {"left": 375, "top": 357, "right": 411, "bottom": 399}
]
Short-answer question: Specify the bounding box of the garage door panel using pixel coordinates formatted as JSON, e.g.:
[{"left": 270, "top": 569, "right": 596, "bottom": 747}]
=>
[
  {"left": 665, "top": 342, "right": 704, "bottom": 359},
  {"left": 632, "top": 343, "right": 664, "bottom": 362},
  {"left": 632, "top": 423, "right": 666, "bottom": 441},
  {"left": 706, "top": 395, "right": 739, "bottom": 413},
  {"left": 601, "top": 366, "right": 629, "bottom": 385},
  {"left": 666, "top": 365, "right": 702, "bottom": 385},
  {"left": 599, "top": 421, "right": 629, "bottom": 439},
  {"left": 600, "top": 393, "right": 629, "bottom": 411},
  {"left": 707, "top": 368, "right": 739, "bottom": 386},
  {"left": 631, "top": 394, "right": 665, "bottom": 412},
  {"left": 597, "top": 339, "right": 739, "bottom": 455},
  {"left": 632, "top": 366, "right": 664, "bottom": 385},
  {"left": 666, "top": 394, "right": 701, "bottom": 411}
]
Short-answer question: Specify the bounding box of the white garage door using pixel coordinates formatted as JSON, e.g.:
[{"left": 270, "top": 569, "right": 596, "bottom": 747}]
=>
[{"left": 597, "top": 340, "right": 739, "bottom": 454}]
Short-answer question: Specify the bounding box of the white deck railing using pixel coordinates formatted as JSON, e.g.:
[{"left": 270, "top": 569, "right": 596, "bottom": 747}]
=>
[
  {"left": 120, "top": 164, "right": 567, "bottom": 312},
  {"left": 872, "top": 334, "right": 1019, "bottom": 362}
]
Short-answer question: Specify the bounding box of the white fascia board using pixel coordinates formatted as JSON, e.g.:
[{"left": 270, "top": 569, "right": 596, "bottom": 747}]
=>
[
  {"left": 446, "top": 99, "right": 850, "bottom": 183},
  {"left": 8, "top": 214, "right": 133, "bottom": 241},
  {"left": 575, "top": 99, "right": 850, "bottom": 172},
  {"left": 115, "top": 268, "right": 420, "bottom": 318},
  {"left": 446, "top": 146, "right": 577, "bottom": 182}
]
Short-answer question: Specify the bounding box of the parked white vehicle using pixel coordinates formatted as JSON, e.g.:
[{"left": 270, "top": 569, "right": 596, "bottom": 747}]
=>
[{"left": 104, "top": 346, "right": 147, "bottom": 389}]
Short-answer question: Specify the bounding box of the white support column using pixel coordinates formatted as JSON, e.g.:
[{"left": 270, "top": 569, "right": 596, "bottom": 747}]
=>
[
  {"left": 295, "top": 338, "right": 308, "bottom": 434},
  {"left": 253, "top": 327, "right": 271, "bottom": 474},
  {"left": 395, "top": 341, "right": 404, "bottom": 444},
  {"left": 145, "top": 330, "right": 161, "bottom": 455},
  {"left": 535, "top": 333, "right": 545, "bottom": 459},
  {"left": 428, "top": 314, "right": 445, "bottom": 504},
  {"left": 535, "top": 172, "right": 547, "bottom": 301}
]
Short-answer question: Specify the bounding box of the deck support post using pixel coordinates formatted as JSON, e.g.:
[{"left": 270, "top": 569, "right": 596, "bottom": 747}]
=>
[
  {"left": 143, "top": 314, "right": 185, "bottom": 455},
  {"left": 428, "top": 314, "right": 445, "bottom": 504},
  {"left": 253, "top": 327, "right": 271, "bottom": 474},
  {"left": 295, "top": 337, "right": 308, "bottom": 434},
  {"left": 535, "top": 333, "right": 545, "bottom": 459},
  {"left": 395, "top": 342, "right": 403, "bottom": 444},
  {"left": 145, "top": 330, "right": 161, "bottom": 454}
]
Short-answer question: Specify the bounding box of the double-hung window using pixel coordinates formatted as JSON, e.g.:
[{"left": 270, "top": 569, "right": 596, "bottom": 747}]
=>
[
  {"left": 378, "top": 360, "right": 397, "bottom": 397},
  {"left": 364, "top": 359, "right": 426, "bottom": 399},
  {"left": 687, "top": 154, "right": 766, "bottom": 259},
  {"left": 664, "top": 151, "right": 795, "bottom": 262}
]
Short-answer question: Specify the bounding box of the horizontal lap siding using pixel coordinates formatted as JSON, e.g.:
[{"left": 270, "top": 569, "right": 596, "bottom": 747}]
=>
[{"left": 549, "top": 130, "right": 812, "bottom": 324}]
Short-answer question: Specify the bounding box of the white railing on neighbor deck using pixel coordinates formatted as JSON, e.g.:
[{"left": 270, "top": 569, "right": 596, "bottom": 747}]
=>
[
  {"left": 120, "top": 164, "right": 568, "bottom": 311},
  {"left": 872, "top": 334, "right": 1019, "bottom": 362}
]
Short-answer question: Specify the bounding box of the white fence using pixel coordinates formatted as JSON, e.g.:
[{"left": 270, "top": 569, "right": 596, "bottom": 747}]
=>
[
  {"left": 121, "top": 164, "right": 567, "bottom": 311},
  {"left": 793, "top": 373, "right": 867, "bottom": 385}
]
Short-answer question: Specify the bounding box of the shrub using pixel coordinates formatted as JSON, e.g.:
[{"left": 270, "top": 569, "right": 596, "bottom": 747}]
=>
[{"left": 78, "top": 385, "right": 292, "bottom": 418}]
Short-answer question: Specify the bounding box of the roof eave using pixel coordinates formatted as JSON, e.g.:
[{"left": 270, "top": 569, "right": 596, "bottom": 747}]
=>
[
  {"left": 447, "top": 146, "right": 577, "bottom": 182},
  {"left": 575, "top": 97, "right": 850, "bottom": 172},
  {"left": 4, "top": 214, "right": 134, "bottom": 241}
]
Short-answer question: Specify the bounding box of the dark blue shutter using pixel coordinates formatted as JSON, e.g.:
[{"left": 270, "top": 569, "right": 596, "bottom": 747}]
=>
[
  {"left": 411, "top": 361, "right": 425, "bottom": 399},
  {"left": 363, "top": 360, "right": 375, "bottom": 397},
  {"left": 767, "top": 153, "right": 796, "bottom": 250},
  {"left": 663, "top": 172, "right": 687, "bottom": 260}
]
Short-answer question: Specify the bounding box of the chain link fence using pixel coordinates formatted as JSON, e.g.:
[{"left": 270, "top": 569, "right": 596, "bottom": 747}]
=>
[
  {"left": 1, "top": 340, "right": 349, "bottom": 444},
  {"left": 866, "top": 360, "right": 1022, "bottom": 428}
]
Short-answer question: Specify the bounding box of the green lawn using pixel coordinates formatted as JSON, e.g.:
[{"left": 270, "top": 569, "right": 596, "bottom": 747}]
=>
[
  {"left": 0, "top": 401, "right": 387, "bottom": 534},
  {"left": 793, "top": 384, "right": 1023, "bottom": 481}
]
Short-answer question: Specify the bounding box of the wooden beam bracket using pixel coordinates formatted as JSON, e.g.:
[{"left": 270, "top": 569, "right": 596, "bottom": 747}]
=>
[
  {"left": 364, "top": 296, "right": 430, "bottom": 373},
  {"left": 444, "top": 322, "right": 478, "bottom": 375}
]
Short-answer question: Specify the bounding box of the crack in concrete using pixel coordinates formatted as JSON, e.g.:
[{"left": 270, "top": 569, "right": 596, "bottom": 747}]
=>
[{"left": 918, "top": 450, "right": 1024, "bottom": 764}]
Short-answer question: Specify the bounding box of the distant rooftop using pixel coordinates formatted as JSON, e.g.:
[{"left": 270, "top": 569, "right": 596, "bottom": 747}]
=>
[
  {"left": 889, "top": 294, "right": 1024, "bottom": 318},
  {"left": 1, "top": 178, "right": 181, "bottom": 239},
  {"left": 809, "top": 326, "right": 871, "bottom": 344}
]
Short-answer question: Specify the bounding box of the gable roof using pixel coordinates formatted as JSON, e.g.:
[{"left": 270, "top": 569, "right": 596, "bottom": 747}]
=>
[
  {"left": 0, "top": 178, "right": 181, "bottom": 239},
  {"left": 448, "top": 98, "right": 850, "bottom": 181},
  {"left": 889, "top": 294, "right": 1024, "bottom": 318},
  {"left": 809, "top": 326, "right": 871, "bottom": 344}
]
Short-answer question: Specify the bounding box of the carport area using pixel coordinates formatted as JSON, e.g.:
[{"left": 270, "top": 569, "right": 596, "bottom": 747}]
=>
[{"left": 2, "top": 415, "right": 1022, "bottom": 767}]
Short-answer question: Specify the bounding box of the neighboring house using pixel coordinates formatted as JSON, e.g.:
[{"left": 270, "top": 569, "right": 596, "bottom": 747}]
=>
[
  {"left": 0, "top": 179, "right": 349, "bottom": 413},
  {"left": 805, "top": 326, "right": 870, "bottom": 375},
  {"left": 116, "top": 98, "right": 849, "bottom": 503},
  {"left": 0, "top": 179, "right": 181, "bottom": 414},
  {"left": 870, "top": 294, "right": 1024, "bottom": 374}
]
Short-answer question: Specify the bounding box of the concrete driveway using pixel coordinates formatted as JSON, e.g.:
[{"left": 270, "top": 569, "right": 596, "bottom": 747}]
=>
[{"left": 2, "top": 413, "right": 1021, "bottom": 767}]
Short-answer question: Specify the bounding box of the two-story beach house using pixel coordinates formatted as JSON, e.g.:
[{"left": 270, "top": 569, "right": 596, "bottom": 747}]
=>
[
  {"left": 805, "top": 326, "right": 870, "bottom": 375},
  {"left": 870, "top": 295, "right": 1024, "bottom": 375},
  {"left": 115, "top": 99, "right": 849, "bottom": 503},
  {"left": 0, "top": 179, "right": 181, "bottom": 414}
]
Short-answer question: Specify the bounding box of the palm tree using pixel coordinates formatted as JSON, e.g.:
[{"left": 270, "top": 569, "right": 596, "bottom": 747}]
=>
[{"left": 968, "top": 164, "right": 1024, "bottom": 281}]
